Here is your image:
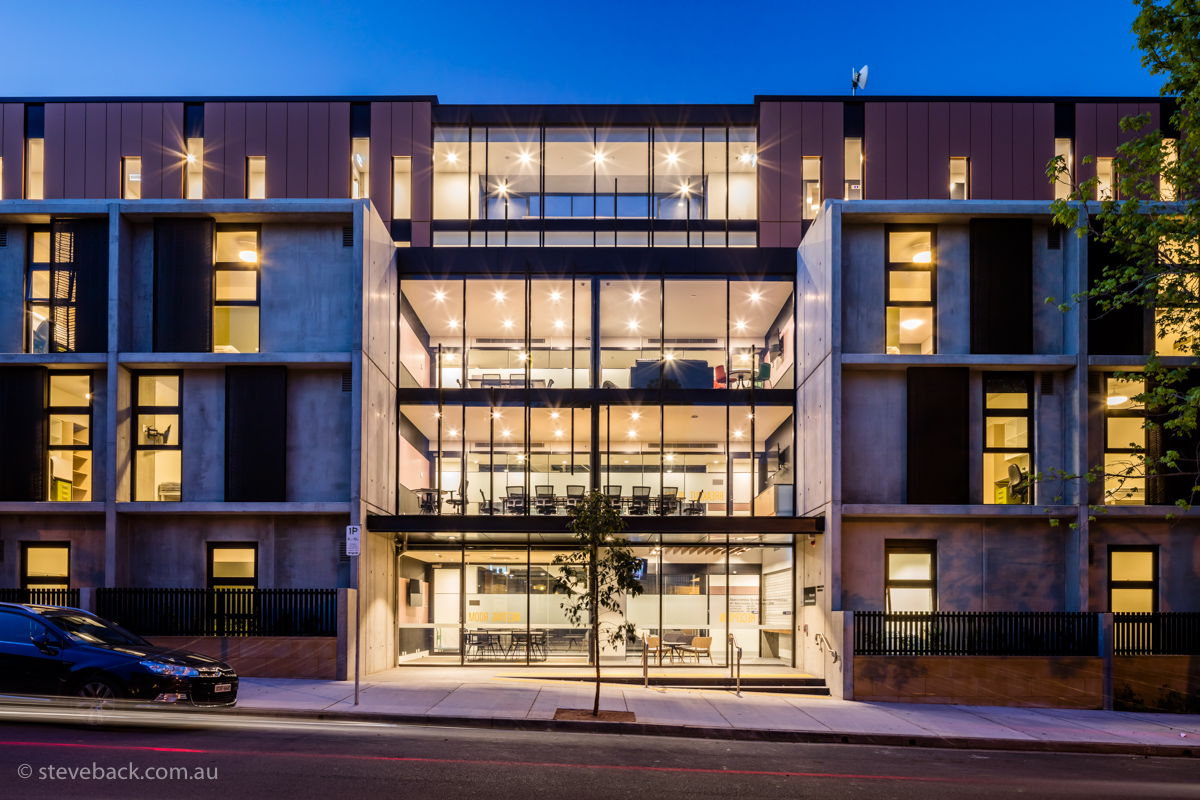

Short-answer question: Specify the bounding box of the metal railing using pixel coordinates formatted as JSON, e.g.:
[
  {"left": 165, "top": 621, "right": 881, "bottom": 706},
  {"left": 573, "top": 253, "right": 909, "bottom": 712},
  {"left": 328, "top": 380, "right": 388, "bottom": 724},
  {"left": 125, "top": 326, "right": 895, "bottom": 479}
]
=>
[
  {"left": 97, "top": 588, "right": 338, "bottom": 637},
  {"left": 1114, "top": 612, "right": 1200, "bottom": 656},
  {"left": 0, "top": 588, "right": 80, "bottom": 607},
  {"left": 854, "top": 611, "right": 1099, "bottom": 657}
]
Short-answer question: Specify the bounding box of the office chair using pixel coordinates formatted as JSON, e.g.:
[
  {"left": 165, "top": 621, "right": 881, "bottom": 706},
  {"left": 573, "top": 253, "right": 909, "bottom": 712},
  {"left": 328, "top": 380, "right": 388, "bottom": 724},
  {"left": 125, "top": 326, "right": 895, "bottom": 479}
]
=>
[
  {"left": 714, "top": 364, "right": 727, "bottom": 389},
  {"left": 630, "top": 486, "right": 651, "bottom": 515},
  {"left": 1007, "top": 464, "right": 1030, "bottom": 504}
]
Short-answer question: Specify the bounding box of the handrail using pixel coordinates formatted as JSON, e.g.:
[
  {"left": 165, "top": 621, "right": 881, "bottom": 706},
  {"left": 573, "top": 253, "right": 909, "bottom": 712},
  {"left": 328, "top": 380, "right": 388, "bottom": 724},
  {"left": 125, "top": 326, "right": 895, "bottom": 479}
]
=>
[{"left": 814, "top": 632, "right": 839, "bottom": 663}]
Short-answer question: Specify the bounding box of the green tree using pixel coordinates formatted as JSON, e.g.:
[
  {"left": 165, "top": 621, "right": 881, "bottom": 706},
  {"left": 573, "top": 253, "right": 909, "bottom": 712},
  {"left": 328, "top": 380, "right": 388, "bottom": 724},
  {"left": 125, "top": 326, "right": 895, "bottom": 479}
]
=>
[
  {"left": 552, "top": 492, "right": 644, "bottom": 716},
  {"left": 1045, "top": 0, "right": 1200, "bottom": 512}
]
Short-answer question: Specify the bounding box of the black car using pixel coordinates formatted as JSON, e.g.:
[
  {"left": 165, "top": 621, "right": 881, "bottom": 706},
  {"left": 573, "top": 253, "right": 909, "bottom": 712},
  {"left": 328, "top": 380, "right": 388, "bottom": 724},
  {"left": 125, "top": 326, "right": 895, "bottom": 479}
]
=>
[{"left": 0, "top": 602, "right": 238, "bottom": 708}]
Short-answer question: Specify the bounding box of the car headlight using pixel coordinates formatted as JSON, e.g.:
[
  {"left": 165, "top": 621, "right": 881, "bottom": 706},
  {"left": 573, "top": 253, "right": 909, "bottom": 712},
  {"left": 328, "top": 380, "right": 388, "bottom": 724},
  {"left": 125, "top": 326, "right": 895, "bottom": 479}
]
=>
[{"left": 140, "top": 660, "right": 200, "bottom": 678}]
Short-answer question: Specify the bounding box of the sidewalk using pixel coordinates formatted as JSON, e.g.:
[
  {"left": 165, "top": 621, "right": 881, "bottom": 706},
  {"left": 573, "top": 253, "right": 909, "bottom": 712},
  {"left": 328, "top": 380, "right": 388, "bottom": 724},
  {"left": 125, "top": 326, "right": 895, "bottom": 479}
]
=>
[{"left": 232, "top": 667, "right": 1200, "bottom": 757}]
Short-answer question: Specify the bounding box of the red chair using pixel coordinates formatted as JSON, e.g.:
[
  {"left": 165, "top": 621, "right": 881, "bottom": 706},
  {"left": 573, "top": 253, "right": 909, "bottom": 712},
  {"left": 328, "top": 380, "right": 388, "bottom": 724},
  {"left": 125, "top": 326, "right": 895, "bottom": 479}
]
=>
[{"left": 714, "top": 364, "right": 727, "bottom": 389}]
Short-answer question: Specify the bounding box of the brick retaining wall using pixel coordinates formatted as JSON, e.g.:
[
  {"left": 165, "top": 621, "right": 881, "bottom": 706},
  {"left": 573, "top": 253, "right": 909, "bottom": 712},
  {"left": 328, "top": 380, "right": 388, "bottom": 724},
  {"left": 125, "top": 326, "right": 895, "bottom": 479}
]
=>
[
  {"left": 149, "top": 636, "right": 337, "bottom": 679},
  {"left": 1113, "top": 655, "right": 1200, "bottom": 713},
  {"left": 854, "top": 655, "right": 1104, "bottom": 708}
]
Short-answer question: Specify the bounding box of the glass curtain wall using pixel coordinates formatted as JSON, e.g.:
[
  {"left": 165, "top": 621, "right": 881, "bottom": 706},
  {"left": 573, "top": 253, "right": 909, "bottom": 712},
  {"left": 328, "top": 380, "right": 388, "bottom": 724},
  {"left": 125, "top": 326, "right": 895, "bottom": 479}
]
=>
[
  {"left": 433, "top": 125, "right": 757, "bottom": 247},
  {"left": 396, "top": 541, "right": 793, "bottom": 668}
]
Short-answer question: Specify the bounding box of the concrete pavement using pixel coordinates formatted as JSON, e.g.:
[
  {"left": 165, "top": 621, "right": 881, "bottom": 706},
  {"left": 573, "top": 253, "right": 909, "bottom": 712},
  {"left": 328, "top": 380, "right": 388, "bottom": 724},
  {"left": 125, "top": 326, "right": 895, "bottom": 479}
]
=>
[{"left": 231, "top": 667, "right": 1200, "bottom": 757}]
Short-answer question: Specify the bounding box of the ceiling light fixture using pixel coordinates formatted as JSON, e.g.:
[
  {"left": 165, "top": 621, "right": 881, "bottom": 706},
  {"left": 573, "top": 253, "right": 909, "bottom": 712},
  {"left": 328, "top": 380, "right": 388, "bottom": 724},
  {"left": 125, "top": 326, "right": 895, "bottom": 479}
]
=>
[
  {"left": 630, "top": 290, "right": 643, "bottom": 303},
  {"left": 238, "top": 250, "right": 258, "bottom": 263},
  {"left": 666, "top": 152, "right": 678, "bottom": 164},
  {"left": 448, "top": 428, "right": 458, "bottom": 437},
  {"left": 448, "top": 319, "right": 460, "bottom": 330},
  {"left": 630, "top": 411, "right": 641, "bottom": 420},
  {"left": 913, "top": 251, "right": 932, "bottom": 263},
  {"left": 518, "top": 152, "right": 532, "bottom": 164},
  {"left": 501, "top": 429, "right": 512, "bottom": 438},
  {"left": 550, "top": 411, "right": 560, "bottom": 419},
  {"left": 734, "top": 320, "right": 747, "bottom": 331},
  {"left": 186, "top": 153, "right": 196, "bottom": 164},
  {"left": 553, "top": 319, "right": 566, "bottom": 330},
  {"left": 493, "top": 290, "right": 507, "bottom": 302},
  {"left": 749, "top": 291, "right": 762, "bottom": 303},
  {"left": 446, "top": 152, "right": 459, "bottom": 164},
  {"left": 493, "top": 411, "right": 502, "bottom": 419},
  {"left": 1107, "top": 395, "right": 1129, "bottom": 406},
  {"left": 502, "top": 319, "right": 514, "bottom": 329},
  {"left": 550, "top": 290, "right": 562, "bottom": 302},
  {"left": 900, "top": 318, "right": 925, "bottom": 330},
  {"left": 434, "top": 290, "right": 447, "bottom": 302}
]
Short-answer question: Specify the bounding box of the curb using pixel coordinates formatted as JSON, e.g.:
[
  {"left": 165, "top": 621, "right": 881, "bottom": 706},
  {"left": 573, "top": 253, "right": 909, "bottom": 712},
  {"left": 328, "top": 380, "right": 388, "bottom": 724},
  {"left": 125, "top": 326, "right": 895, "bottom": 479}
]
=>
[{"left": 224, "top": 705, "right": 1199, "bottom": 759}]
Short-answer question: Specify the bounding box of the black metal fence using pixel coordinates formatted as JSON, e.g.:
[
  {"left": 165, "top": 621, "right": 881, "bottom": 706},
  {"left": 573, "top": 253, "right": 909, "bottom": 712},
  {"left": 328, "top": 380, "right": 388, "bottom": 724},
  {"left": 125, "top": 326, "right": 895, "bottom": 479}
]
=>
[
  {"left": 97, "top": 588, "right": 338, "bottom": 637},
  {"left": 854, "top": 611, "right": 1099, "bottom": 657},
  {"left": 1114, "top": 612, "right": 1200, "bottom": 656},
  {"left": 0, "top": 588, "right": 81, "bottom": 607}
]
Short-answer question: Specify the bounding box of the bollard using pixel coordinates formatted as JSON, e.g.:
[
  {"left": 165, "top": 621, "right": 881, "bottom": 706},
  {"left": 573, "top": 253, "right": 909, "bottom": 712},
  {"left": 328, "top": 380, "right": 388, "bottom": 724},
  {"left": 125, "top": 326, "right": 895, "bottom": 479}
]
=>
[
  {"left": 728, "top": 633, "right": 735, "bottom": 681},
  {"left": 643, "top": 638, "right": 649, "bottom": 689}
]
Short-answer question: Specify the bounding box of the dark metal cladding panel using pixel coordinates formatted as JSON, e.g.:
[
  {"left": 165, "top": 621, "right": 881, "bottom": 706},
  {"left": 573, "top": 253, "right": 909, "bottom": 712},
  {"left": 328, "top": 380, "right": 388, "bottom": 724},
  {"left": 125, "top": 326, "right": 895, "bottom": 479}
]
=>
[
  {"left": 1012, "top": 103, "right": 1035, "bottom": 201},
  {"left": 907, "top": 367, "right": 970, "bottom": 505},
  {"left": 757, "top": 102, "right": 781, "bottom": 221},
  {"left": 970, "top": 218, "right": 1033, "bottom": 354},
  {"left": 224, "top": 102, "right": 246, "bottom": 199},
  {"left": 84, "top": 103, "right": 107, "bottom": 199},
  {"left": 2, "top": 104, "right": 23, "bottom": 201},
  {"left": 1032, "top": 103, "right": 1056, "bottom": 201},
  {"left": 141, "top": 103, "right": 163, "bottom": 200},
  {"left": 779, "top": 102, "right": 803, "bottom": 222},
  {"left": 50, "top": 218, "right": 109, "bottom": 353},
  {"left": 369, "top": 102, "right": 392, "bottom": 221},
  {"left": 863, "top": 102, "right": 886, "bottom": 200},
  {"left": 328, "top": 102, "right": 351, "bottom": 199},
  {"left": 64, "top": 103, "right": 86, "bottom": 199},
  {"left": 1096, "top": 103, "right": 1119, "bottom": 156},
  {"left": 411, "top": 101, "right": 433, "bottom": 222},
  {"left": 991, "top": 102, "right": 1013, "bottom": 200},
  {"left": 928, "top": 102, "right": 950, "bottom": 199},
  {"left": 225, "top": 366, "right": 287, "bottom": 502},
  {"left": 821, "top": 102, "right": 843, "bottom": 205},
  {"left": 153, "top": 218, "right": 214, "bottom": 353},
  {"left": 1075, "top": 103, "right": 1097, "bottom": 185},
  {"left": 43, "top": 103, "right": 66, "bottom": 199},
  {"left": 970, "top": 103, "right": 991, "bottom": 199},
  {"left": 203, "top": 103, "right": 225, "bottom": 199},
  {"left": 163, "top": 101, "right": 187, "bottom": 198},
  {"left": 246, "top": 102, "right": 267, "bottom": 155},
  {"left": 286, "top": 102, "right": 308, "bottom": 199},
  {"left": 120, "top": 103, "right": 141, "bottom": 157},
  {"left": 392, "top": 101, "right": 413, "bottom": 157},
  {"left": 884, "top": 102, "right": 906, "bottom": 199},
  {"left": 265, "top": 103, "right": 288, "bottom": 199},
  {"left": 0, "top": 366, "right": 47, "bottom": 501},
  {"left": 105, "top": 103, "right": 122, "bottom": 198},
  {"left": 1117, "top": 103, "right": 1140, "bottom": 146},
  {"left": 307, "top": 101, "right": 329, "bottom": 198},
  {"left": 907, "top": 102, "right": 928, "bottom": 199},
  {"left": 948, "top": 102, "right": 971, "bottom": 155}
]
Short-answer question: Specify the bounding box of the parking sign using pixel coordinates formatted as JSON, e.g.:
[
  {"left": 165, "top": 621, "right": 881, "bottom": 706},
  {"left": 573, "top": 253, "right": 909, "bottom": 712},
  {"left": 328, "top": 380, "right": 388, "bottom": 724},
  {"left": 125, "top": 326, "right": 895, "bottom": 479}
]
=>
[{"left": 345, "top": 525, "right": 361, "bottom": 557}]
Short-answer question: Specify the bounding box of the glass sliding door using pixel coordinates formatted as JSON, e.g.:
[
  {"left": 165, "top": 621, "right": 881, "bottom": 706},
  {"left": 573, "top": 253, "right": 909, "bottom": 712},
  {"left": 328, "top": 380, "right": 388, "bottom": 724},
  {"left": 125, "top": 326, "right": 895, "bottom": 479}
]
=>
[{"left": 398, "top": 550, "right": 463, "bottom": 664}]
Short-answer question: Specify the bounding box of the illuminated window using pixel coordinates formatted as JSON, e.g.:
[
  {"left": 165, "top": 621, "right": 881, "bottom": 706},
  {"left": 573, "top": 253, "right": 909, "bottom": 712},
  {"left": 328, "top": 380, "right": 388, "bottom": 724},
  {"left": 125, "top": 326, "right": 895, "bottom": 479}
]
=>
[
  {"left": 351, "top": 138, "right": 370, "bottom": 199},
  {"left": 208, "top": 543, "right": 257, "bottom": 589},
  {"left": 26, "top": 105, "right": 44, "bottom": 200},
  {"left": 1054, "top": 138, "right": 1073, "bottom": 200},
  {"left": 1103, "top": 373, "right": 1146, "bottom": 505},
  {"left": 801, "top": 157, "right": 821, "bottom": 220},
  {"left": 1109, "top": 547, "right": 1156, "bottom": 612},
  {"left": 47, "top": 372, "right": 93, "bottom": 501},
  {"left": 185, "top": 138, "right": 203, "bottom": 199},
  {"left": 393, "top": 156, "right": 412, "bottom": 219},
  {"left": 885, "top": 229, "right": 935, "bottom": 354},
  {"left": 844, "top": 138, "right": 863, "bottom": 200},
  {"left": 885, "top": 541, "right": 935, "bottom": 612},
  {"left": 1096, "top": 157, "right": 1115, "bottom": 200},
  {"left": 122, "top": 157, "right": 142, "bottom": 199},
  {"left": 983, "top": 373, "right": 1033, "bottom": 504},
  {"left": 246, "top": 157, "right": 266, "bottom": 199},
  {"left": 21, "top": 543, "right": 69, "bottom": 590},
  {"left": 25, "top": 227, "right": 50, "bottom": 353},
  {"left": 950, "top": 157, "right": 969, "bottom": 199},
  {"left": 133, "top": 373, "right": 182, "bottom": 502},
  {"left": 214, "top": 227, "right": 260, "bottom": 354},
  {"left": 1162, "top": 138, "right": 1177, "bottom": 201}
]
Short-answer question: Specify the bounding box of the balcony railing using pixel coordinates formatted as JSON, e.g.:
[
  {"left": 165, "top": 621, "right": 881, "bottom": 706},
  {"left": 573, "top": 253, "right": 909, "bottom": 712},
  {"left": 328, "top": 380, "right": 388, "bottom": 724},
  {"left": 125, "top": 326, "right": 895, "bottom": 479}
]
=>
[
  {"left": 854, "top": 611, "right": 1099, "bottom": 657},
  {"left": 1114, "top": 612, "right": 1200, "bottom": 656},
  {"left": 97, "top": 588, "right": 338, "bottom": 637}
]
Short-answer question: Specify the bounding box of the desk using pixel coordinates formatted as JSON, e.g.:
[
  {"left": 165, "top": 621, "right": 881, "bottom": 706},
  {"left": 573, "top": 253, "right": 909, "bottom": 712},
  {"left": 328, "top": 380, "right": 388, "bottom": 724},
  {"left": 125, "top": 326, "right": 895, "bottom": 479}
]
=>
[{"left": 415, "top": 488, "right": 446, "bottom": 515}]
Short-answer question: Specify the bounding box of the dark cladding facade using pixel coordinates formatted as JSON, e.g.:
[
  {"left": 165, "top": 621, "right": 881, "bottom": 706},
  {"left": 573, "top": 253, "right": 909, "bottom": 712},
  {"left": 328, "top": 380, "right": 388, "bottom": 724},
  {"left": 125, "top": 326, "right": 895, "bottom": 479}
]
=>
[{"left": 0, "top": 94, "right": 1192, "bottom": 689}]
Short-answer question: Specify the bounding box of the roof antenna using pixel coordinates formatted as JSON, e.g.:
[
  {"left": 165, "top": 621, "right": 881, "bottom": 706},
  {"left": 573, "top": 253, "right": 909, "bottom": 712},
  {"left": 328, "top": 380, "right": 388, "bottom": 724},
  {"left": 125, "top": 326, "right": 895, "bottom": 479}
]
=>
[{"left": 851, "top": 65, "right": 869, "bottom": 96}]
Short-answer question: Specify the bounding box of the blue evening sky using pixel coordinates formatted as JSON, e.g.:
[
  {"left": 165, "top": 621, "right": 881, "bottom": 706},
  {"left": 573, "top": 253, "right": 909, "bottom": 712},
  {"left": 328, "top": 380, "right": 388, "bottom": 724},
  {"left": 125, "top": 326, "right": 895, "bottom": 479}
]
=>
[{"left": 0, "top": 0, "right": 1161, "bottom": 102}]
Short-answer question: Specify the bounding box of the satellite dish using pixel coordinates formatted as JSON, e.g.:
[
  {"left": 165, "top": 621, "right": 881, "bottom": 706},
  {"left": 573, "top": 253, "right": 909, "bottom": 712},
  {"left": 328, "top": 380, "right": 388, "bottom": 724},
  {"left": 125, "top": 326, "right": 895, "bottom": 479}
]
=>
[{"left": 852, "top": 65, "right": 869, "bottom": 95}]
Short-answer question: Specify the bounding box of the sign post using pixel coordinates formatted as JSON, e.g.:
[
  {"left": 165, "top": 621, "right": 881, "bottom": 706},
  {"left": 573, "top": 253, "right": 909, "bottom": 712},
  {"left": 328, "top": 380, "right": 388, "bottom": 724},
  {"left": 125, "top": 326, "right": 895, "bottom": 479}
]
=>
[{"left": 346, "top": 525, "right": 361, "bottom": 705}]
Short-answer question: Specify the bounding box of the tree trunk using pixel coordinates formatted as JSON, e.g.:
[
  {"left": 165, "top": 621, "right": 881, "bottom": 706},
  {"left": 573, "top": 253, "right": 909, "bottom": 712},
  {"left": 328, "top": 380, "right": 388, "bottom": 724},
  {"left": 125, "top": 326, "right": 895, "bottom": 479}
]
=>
[{"left": 592, "top": 539, "right": 600, "bottom": 717}]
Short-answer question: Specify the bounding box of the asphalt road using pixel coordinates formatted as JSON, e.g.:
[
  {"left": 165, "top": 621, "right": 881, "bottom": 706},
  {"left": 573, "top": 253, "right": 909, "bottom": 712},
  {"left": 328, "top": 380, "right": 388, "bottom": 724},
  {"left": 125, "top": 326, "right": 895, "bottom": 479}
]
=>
[{"left": 0, "top": 717, "right": 1196, "bottom": 799}]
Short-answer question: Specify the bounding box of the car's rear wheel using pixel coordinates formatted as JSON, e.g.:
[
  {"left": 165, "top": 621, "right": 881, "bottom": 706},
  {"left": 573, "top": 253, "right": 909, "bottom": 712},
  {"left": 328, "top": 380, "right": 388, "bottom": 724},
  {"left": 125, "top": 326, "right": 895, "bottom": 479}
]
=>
[{"left": 74, "top": 678, "right": 120, "bottom": 726}]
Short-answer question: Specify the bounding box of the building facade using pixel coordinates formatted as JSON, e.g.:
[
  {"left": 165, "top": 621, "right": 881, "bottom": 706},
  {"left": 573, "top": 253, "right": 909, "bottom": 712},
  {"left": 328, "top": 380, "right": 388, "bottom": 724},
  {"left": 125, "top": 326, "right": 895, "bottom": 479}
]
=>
[{"left": 0, "top": 95, "right": 1191, "bottom": 690}]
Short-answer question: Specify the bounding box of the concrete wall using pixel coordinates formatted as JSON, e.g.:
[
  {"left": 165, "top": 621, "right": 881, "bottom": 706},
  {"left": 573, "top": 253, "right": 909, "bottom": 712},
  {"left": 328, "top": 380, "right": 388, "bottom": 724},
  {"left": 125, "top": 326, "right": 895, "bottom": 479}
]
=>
[
  {"left": 287, "top": 369, "right": 352, "bottom": 502},
  {"left": 841, "top": 370, "right": 905, "bottom": 504},
  {"left": 181, "top": 369, "right": 224, "bottom": 501},
  {"left": 841, "top": 518, "right": 1067, "bottom": 612},
  {"left": 119, "top": 513, "right": 345, "bottom": 588},
  {"left": 0, "top": 223, "right": 28, "bottom": 352},
  {"left": 855, "top": 655, "right": 1104, "bottom": 708},
  {"left": 0, "top": 514, "right": 106, "bottom": 589},
  {"left": 260, "top": 223, "right": 356, "bottom": 352},
  {"left": 1089, "top": 519, "right": 1200, "bottom": 612},
  {"left": 840, "top": 225, "right": 883, "bottom": 354}
]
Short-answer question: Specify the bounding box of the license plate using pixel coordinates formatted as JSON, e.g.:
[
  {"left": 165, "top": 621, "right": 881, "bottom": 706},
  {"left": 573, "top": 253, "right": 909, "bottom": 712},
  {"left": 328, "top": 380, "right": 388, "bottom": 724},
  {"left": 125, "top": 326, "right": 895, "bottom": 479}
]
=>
[{"left": 214, "top": 684, "right": 231, "bottom": 693}]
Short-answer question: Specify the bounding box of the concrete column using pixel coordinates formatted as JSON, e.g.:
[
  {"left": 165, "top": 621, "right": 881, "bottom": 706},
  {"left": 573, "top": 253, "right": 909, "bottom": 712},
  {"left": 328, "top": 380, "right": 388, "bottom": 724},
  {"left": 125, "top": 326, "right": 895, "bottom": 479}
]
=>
[
  {"left": 337, "top": 587, "right": 357, "bottom": 681},
  {"left": 1100, "top": 611, "right": 1114, "bottom": 710},
  {"left": 827, "top": 610, "right": 853, "bottom": 700}
]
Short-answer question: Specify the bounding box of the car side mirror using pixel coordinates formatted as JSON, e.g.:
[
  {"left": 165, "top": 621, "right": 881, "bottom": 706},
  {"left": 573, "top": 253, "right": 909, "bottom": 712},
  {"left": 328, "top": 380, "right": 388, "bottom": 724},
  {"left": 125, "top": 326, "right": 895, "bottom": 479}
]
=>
[{"left": 31, "top": 633, "right": 60, "bottom": 655}]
